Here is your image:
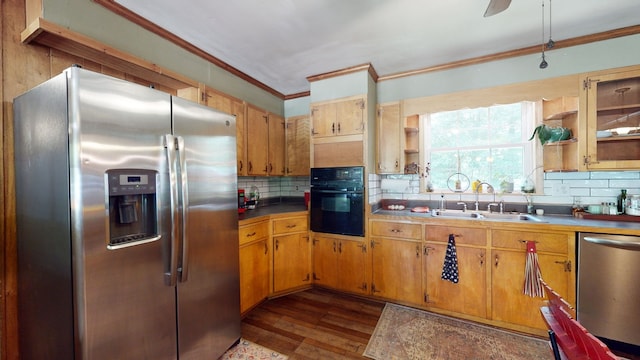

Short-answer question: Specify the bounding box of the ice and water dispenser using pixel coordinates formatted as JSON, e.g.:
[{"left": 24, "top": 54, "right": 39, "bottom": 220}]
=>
[{"left": 106, "top": 169, "right": 160, "bottom": 249}]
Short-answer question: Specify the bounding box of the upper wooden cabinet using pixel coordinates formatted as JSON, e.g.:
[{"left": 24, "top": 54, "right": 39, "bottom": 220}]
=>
[
  {"left": 201, "top": 87, "right": 248, "bottom": 176},
  {"left": 246, "top": 105, "right": 286, "bottom": 176},
  {"left": 310, "top": 96, "right": 368, "bottom": 168},
  {"left": 582, "top": 66, "right": 640, "bottom": 170},
  {"left": 268, "top": 113, "right": 286, "bottom": 176},
  {"left": 285, "top": 115, "right": 310, "bottom": 176},
  {"left": 311, "top": 97, "right": 365, "bottom": 137},
  {"left": 376, "top": 103, "right": 402, "bottom": 174}
]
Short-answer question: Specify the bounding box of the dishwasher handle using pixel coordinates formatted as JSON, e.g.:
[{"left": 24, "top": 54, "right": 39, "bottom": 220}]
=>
[{"left": 584, "top": 236, "right": 640, "bottom": 250}]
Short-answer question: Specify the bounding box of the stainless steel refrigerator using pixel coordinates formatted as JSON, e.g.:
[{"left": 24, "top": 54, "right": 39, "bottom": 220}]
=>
[{"left": 14, "top": 66, "right": 241, "bottom": 359}]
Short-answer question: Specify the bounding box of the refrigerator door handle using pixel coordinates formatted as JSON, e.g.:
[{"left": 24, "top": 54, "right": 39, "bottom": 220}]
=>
[
  {"left": 176, "top": 136, "right": 190, "bottom": 282},
  {"left": 164, "top": 134, "right": 181, "bottom": 286}
]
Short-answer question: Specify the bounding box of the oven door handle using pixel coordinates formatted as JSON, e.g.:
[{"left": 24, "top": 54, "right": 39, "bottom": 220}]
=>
[
  {"left": 311, "top": 189, "right": 363, "bottom": 194},
  {"left": 584, "top": 236, "right": 640, "bottom": 250}
]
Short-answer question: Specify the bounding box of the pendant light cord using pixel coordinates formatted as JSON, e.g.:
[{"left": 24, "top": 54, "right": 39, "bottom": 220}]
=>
[
  {"left": 539, "top": 0, "right": 548, "bottom": 68},
  {"left": 547, "top": 0, "right": 555, "bottom": 48}
]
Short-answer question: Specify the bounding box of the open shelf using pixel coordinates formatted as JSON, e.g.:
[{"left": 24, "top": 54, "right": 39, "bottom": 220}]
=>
[{"left": 543, "top": 97, "right": 578, "bottom": 120}]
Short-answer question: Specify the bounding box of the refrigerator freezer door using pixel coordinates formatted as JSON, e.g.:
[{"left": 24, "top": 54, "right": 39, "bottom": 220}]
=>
[
  {"left": 171, "top": 96, "right": 241, "bottom": 359},
  {"left": 70, "top": 68, "right": 178, "bottom": 359}
]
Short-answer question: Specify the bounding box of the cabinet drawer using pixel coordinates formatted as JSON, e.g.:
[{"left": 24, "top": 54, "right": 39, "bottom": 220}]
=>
[
  {"left": 491, "top": 229, "right": 569, "bottom": 254},
  {"left": 273, "top": 216, "right": 308, "bottom": 235},
  {"left": 370, "top": 221, "right": 421, "bottom": 240},
  {"left": 239, "top": 220, "right": 269, "bottom": 245},
  {"left": 425, "top": 225, "right": 487, "bottom": 246}
]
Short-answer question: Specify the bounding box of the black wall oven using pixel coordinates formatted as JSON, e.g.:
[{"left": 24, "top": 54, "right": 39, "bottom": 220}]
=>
[{"left": 310, "top": 166, "right": 365, "bottom": 237}]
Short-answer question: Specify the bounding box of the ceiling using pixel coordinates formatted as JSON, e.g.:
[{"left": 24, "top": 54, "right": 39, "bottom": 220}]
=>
[{"left": 112, "top": 0, "right": 640, "bottom": 96}]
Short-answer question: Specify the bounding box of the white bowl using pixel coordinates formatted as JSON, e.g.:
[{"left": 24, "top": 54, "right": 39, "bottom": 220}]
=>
[{"left": 612, "top": 127, "right": 637, "bottom": 135}]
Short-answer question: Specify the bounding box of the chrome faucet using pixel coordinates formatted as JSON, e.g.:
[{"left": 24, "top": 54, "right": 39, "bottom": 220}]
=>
[
  {"left": 474, "top": 182, "right": 494, "bottom": 212},
  {"left": 457, "top": 202, "right": 468, "bottom": 212}
]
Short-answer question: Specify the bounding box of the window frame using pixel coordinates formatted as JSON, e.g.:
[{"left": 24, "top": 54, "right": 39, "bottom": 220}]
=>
[{"left": 420, "top": 101, "right": 540, "bottom": 194}]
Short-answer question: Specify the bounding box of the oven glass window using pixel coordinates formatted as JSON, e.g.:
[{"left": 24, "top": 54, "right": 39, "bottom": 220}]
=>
[{"left": 321, "top": 196, "right": 350, "bottom": 213}]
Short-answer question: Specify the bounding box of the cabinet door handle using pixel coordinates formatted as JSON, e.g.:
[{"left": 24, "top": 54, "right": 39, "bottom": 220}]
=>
[
  {"left": 264, "top": 242, "right": 268, "bottom": 255},
  {"left": 248, "top": 161, "right": 253, "bottom": 172},
  {"left": 415, "top": 245, "right": 420, "bottom": 258},
  {"left": 275, "top": 239, "right": 279, "bottom": 251},
  {"left": 286, "top": 224, "right": 297, "bottom": 229},
  {"left": 337, "top": 122, "right": 341, "bottom": 133},
  {"left": 333, "top": 241, "right": 337, "bottom": 252},
  {"left": 555, "top": 260, "right": 572, "bottom": 272},
  {"left": 303, "top": 274, "right": 310, "bottom": 282},
  {"left": 478, "top": 252, "right": 485, "bottom": 266},
  {"left": 331, "top": 123, "right": 335, "bottom": 134},
  {"left": 390, "top": 228, "right": 402, "bottom": 233},
  {"left": 246, "top": 232, "right": 256, "bottom": 237},
  {"left": 424, "top": 246, "right": 435, "bottom": 255},
  {"left": 395, "top": 160, "right": 399, "bottom": 168},
  {"left": 495, "top": 254, "right": 499, "bottom": 267},
  {"left": 338, "top": 242, "right": 342, "bottom": 253},
  {"left": 239, "top": 160, "right": 243, "bottom": 171}
]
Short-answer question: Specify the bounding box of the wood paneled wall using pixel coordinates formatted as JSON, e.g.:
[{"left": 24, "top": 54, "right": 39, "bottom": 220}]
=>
[{"left": 1, "top": 1, "right": 187, "bottom": 358}]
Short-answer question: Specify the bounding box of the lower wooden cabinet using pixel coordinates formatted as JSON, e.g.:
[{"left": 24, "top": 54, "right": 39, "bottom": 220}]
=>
[
  {"left": 490, "top": 228, "right": 574, "bottom": 331},
  {"left": 423, "top": 225, "right": 487, "bottom": 318},
  {"left": 368, "top": 218, "right": 575, "bottom": 336},
  {"left": 370, "top": 220, "right": 423, "bottom": 304},
  {"left": 272, "top": 215, "right": 311, "bottom": 294},
  {"left": 241, "top": 213, "right": 576, "bottom": 336},
  {"left": 371, "top": 237, "right": 423, "bottom": 304},
  {"left": 312, "top": 234, "right": 369, "bottom": 295},
  {"left": 273, "top": 233, "right": 311, "bottom": 292},
  {"left": 239, "top": 239, "right": 269, "bottom": 314}
]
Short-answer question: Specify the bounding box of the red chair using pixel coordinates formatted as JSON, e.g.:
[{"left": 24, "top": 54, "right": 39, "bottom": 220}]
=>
[{"left": 539, "top": 280, "right": 618, "bottom": 360}]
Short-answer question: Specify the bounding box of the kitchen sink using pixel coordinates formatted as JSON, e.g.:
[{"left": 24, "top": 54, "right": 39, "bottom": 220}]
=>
[{"left": 432, "top": 210, "right": 546, "bottom": 222}]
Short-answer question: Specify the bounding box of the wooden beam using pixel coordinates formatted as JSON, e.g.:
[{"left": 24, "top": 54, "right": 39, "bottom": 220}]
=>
[{"left": 21, "top": 17, "right": 199, "bottom": 92}]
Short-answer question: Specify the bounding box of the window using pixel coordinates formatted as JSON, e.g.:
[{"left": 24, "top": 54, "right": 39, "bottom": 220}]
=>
[{"left": 423, "top": 102, "right": 537, "bottom": 193}]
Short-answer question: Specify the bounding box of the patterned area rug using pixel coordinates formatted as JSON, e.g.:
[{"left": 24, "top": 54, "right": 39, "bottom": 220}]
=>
[
  {"left": 219, "top": 338, "right": 288, "bottom": 360},
  {"left": 364, "top": 303, "right": 550, "bottom": 360}
]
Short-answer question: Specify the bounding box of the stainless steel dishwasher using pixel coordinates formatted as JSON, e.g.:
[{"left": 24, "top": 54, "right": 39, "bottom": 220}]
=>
[{"left": 577, "top": 233, "right": 640, "bottom": 347}]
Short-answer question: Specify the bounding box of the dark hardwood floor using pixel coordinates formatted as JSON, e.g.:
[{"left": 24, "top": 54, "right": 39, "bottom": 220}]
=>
[
  {"left": 241, "top": 288, "right": 384, "bottom": 359},
  {"left": 241, "top": 288, "right": 640, "bottom": 360}
]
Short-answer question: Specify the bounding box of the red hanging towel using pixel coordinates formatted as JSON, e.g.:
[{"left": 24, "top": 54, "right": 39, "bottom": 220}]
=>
[{"left": 523, "top": 240, "right": 544, "bottom": 297}]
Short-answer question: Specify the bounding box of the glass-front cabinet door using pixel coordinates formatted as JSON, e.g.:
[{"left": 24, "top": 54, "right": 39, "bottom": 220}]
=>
[{"left": 583, "top": 67, "right": 640, "bottom": 170}]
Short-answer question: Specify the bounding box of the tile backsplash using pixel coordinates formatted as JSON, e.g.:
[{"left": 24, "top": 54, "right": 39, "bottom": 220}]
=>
[
  {"left": 239, "top": 170, "right": 638, "bottom": 211},
  {"left": 238, "top": 176, "right": 310, "bottom": 200},
  {"left": 371, "top": 171, "right": 640, "bottom": 209}
]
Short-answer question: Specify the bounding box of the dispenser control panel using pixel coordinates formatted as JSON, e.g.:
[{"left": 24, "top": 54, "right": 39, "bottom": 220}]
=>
[{"left": 107, "top": 169, "right": 157, "bottom": 195}]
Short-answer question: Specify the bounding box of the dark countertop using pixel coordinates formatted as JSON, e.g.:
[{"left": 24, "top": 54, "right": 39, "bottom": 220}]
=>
[
  {"left": 238, "top": 200, "right": 307, "bottom": 222},
  {"left": 372, "top": 209, "right": 640, "bottom": 234}
]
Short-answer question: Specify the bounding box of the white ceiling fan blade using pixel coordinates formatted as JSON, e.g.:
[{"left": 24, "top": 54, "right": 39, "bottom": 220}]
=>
[{"left": 484, "top": 0, "right": 512, "bottom": 17}]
